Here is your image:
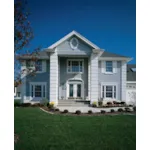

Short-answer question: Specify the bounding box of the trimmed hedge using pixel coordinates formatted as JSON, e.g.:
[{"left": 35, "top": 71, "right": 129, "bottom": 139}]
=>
[{"left": 75, "top": 110, "right": 81, "bottom": 115}]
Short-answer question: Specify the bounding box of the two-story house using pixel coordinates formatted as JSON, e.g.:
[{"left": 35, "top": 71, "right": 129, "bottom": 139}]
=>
[{"left": 19, "top": 31, "right": 135, "bottom": 106}]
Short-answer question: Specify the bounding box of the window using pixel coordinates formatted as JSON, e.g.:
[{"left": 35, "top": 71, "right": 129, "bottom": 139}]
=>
[
  {"left": 35, "top": 85, "right": 42, "bottom": 97},
  {"left": 102, "top": 85, "right": 116, "bottom": 99},
  {"left": 35, "top": 60, "right": 42, "bottom": 71},
  {"left": 67, "top": 60, "right": 83, "bottom": 73},
  {"left": 106, "top": 61, "right": 113, "bottom": 72},
  {"left": 17, "top": 92, "right": 21, "bottom": 97},
  {"left": 30, "top": 83, "right": 46, "bottom": 98}
]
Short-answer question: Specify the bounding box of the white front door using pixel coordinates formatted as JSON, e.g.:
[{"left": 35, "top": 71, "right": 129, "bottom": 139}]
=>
[{"left": 68, "top": 83, "right": 82, "bottom": 99}]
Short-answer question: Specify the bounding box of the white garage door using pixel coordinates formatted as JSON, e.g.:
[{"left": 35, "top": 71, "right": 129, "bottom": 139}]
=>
[{"left": 126, "top": 83, "right": 136, "bottom": 105}]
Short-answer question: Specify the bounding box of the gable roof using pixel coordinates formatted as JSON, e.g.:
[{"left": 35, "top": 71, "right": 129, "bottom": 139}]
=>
[
  {"left": 127, "top": 64, "right": 136, "bottom": 81},
  {"left": 101, "top": 51, "right": 128, "bottom": 58},
  {"left": 48, "top": 30, "right": 100, "bottom": 49}
]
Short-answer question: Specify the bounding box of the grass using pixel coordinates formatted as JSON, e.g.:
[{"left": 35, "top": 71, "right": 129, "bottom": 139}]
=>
[{"left": 15, "top": 108, "right": 136, "bottom": 150}]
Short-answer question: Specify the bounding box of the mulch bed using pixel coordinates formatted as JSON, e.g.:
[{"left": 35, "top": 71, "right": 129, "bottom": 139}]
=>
[{"left": 41, "top": 107, "right": 136, "bottom": 116}]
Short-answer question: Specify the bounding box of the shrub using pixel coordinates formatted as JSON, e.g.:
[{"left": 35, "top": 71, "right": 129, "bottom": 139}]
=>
[
  {"left": 14, "top": 100, "right": 21, "bottom": 107},
  {"left": 91, "top": 101, "right": 98, "bottom": 107},
  {"left": 101, "top": 110, "right": 106, "bottom": 114},
  {"left": 63, "top": 109, "right": 68, "bottom": 113},
  {"left": 41, "top": 98, "right": 49, "bottom": 106},
  {"left": 88, "top": 110, "right": 93, "bottom": 114},
  {"left": 110, "top": 109, "right": 115, "bottom": 113},
  {"left": 121, "top": 101, "right": 126, "bottom": 105},
  {"left": 118, "top": 108, "right": 123, "bottom": 112},
  {"left": 98, "top": 101, "right": 103, "bottom": 106},
  {"left": 113, "top": 101, "right": 117, "bottom": 104},
  {"left": 107, "top": 102, "right": 112, "bottom": 106},
  {"left": 21, "top": 103, "right": 31, "bottom": 107},
  {"left": 75, "top": 110, "right": 81, "bottom": 115},
  {"left": 48, "top": 101, "right": 55, "bottom": 108},
  {"left": 55, "top": 108, "right": 59, "bottom": 111},
  {"left": 125, "top": 107, "right": 131, "bottom": 112},
  {"left": 133, "top": 106, "right": 136, "bottom": 112}
]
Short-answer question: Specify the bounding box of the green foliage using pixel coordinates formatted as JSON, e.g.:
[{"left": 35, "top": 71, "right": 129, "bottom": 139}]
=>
[
  {"left": 14, "top": 100, "right": 21, "bottom": 107},
  {"left": 41, "top": 98, "right": 49, "bottom": 106},
  {"left": 118, "top": 108, "right": 123, "bottom": 112},
  {"left": 110, "top": 109, "right": 115, "bottom": 113},
  {"left": 91, "top": 101, "right": 98, "bottom": 107},
  {"left": 101, "top": 110, "right": 106, "bottom": 114},
  {"left": 88, "top": 110, "right": 93, "bottom": 114},
  {"left": 63, "top": 109, "right": 68, "bottom": 113},
  {"left": 75, "top": 110, "right": 81, "bottom": 115},
  {"left": 98, "top": 101, "right": 103, "bottom": 106}
]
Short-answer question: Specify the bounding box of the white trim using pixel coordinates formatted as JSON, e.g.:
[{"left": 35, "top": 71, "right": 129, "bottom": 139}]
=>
[
  {"left": 66, "top": 59, "right": 84, "bottom": 74},
  {"left": 48, "top": 30, "right": 100, "bottom": 49},
  {"left": 99, "top": 57, "right": 132, "bottom": 62},
  {"left": 29, "top": 82, "right": 47, "bottom": 100},
  {"left": 66, "top": 78, "right": 84, "bottom": 99},
  {"left": 127, "top": 81, "right": 136, "bottom": 84},
  {"left": 70, "top": 37, "right": 79, "bottom": 50}
]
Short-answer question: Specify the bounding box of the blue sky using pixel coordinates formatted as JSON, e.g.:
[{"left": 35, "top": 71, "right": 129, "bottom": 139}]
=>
[{"left": 25, "top": 0, "right": 136, "bottom": 63}]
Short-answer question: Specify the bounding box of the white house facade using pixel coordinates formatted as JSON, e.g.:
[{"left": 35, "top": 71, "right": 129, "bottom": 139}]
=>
[{"left": 19, "top": 31, "right": 136, "bottom": 106}]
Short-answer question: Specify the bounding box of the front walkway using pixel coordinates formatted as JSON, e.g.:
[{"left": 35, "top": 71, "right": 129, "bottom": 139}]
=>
[{"left": 57, "top": 106, "right": 133, "bottom": 113}]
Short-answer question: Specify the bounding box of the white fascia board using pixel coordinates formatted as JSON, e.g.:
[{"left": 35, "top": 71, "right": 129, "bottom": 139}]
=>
[
  {"left": 48, "top": 30, "right": 100, "bottom": 49},
  {"left": 99, "top": 57, "right": 132, "bottom": 62}
]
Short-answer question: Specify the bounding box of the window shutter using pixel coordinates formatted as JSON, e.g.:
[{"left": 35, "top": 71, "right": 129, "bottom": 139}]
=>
[
  {"left": 113, "top": 61, "right": 117, "bottom": 73},
  {"left": 101, "top": 61, "right": 105, "bottom": 73},
  {"left": 42, "top": 60, "right": 46, "bottom": 72}
]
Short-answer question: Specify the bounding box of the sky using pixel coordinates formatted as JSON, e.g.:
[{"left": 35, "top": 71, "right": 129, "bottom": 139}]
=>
[{"left": 24, "top": 0, "right": 136, "bottom": 63}]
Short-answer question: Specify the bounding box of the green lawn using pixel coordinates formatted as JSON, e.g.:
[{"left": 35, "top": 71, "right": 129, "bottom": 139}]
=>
[{"left": 14, "top": 108, "right": 136, "bottom": 150}]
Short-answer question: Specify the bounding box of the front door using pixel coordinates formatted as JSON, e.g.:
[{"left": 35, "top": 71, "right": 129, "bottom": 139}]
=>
[{"left": 68, "top": 83, "right": 82, "bottom": 99}]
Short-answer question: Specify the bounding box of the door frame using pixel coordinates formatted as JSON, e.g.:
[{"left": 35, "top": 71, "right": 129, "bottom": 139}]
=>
[{"left": 66, "top": 79, "right": 84, "bottom": 100}]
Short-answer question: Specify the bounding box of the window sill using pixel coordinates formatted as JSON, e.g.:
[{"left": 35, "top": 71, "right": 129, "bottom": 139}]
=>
[
  {"left": 104, "top": 72, "right": 114, "bottom": 75},
  {"left": 67, "top": 72, "right": 83, "bottom": 74}
]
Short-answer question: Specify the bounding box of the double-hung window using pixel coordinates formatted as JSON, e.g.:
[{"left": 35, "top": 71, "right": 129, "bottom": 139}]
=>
[
  {"left": 102, "top": 85, "right": 116, "bottom": 99},
  {"left": 35, "top": 60, "right": 42, "bottom": 72},
  {"left": 106, "top": 61, "right": 113, "bottom": 73},
  {"left": 67, "top": 60, "right": 83, "bottom": 73},
  {"left": 31, "top": 83, "right": 46, "bottom": 98}
]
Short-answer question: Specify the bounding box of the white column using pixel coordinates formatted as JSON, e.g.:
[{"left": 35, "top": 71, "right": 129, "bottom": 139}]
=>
[
  {"left": 88, "top": 58, "right": 91, "bottom": 100},
  {"left": 21, "top": 60, "right": 26, "bottom": 103},
  {"left": 121, "top": 61, "right": 127, "bottom": 101},
  {"left": 49, "top": 50, "right": 58, "bottom": 106},
  {"left": 90, "top": 53, "right": 99, "bottom": 104}
]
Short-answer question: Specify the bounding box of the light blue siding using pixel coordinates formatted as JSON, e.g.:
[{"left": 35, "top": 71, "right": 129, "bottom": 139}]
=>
[
  {"left": 26, "top": 60, "right": 50, "bottom": 99},
  {"left": 57, "top": 36, "right": 93, "bottom": 55},
  {"left": 98, "top": 61, "right": 121, "bottom": 100}
]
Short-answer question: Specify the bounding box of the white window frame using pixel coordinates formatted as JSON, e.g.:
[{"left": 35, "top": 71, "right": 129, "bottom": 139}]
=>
[
  {"left": 30, "top": 82, "right": 47, "bottom": 98},
  {"left": 101, "top": 82, "right": 118, "bottom": 100},
  {"left": 105, "top": 61, "right": 113, "bottom": 73},
  {"left": 67, "top": 59, "right": 84, "bottom": 74}
]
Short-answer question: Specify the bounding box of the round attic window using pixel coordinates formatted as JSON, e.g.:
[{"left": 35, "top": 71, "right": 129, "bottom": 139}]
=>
[{"left": 70, "top": 38, "right": 79, "bottom": 50}]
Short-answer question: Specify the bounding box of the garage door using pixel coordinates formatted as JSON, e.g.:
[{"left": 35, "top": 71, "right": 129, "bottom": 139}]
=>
[{"left": 126, "top": 84, "right": 136, "bottom": 105}]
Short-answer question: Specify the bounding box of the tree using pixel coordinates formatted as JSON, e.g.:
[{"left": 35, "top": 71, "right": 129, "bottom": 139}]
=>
[
  {"left": 14, "top": 0, "right": 38, "bottom": 84},
  {"left": 14, "top": 0, "right": 33, "bottom": 52}
]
